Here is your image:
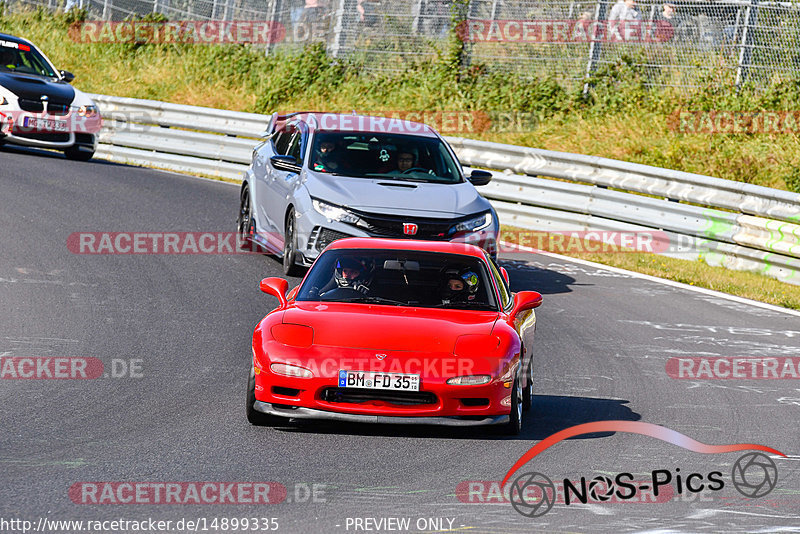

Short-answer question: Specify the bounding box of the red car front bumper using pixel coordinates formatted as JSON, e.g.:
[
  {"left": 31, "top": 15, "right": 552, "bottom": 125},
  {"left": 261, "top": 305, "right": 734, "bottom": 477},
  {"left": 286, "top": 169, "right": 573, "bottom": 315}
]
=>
[{"left": 251, "top": 349, "right": 516, "bottom": 426}]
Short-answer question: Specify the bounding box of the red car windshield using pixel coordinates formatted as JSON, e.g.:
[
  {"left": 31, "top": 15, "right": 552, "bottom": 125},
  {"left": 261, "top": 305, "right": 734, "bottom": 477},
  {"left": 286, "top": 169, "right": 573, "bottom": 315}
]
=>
[{"left": 297, "top": 249, "right": 498, "bottom": 310}]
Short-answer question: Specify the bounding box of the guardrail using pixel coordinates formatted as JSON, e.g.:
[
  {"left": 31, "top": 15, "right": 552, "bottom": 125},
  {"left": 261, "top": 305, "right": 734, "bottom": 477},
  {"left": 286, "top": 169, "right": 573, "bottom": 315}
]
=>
[{"left": 88, "top": 94, "right": 800, "bottom": 286}]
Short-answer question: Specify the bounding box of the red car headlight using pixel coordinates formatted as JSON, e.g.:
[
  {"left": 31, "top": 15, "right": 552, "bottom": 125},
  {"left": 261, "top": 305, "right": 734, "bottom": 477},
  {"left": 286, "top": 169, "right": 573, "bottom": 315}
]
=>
[
  {"left": 270, "top": 323, "right": 314, "bottom": 348},
  {"left": 270, "top": 363, "right": 313, "bottom": 378},
  {"left": 453, "top": 334, "right": 500, "bottom": 359},
  {"left": 446, "top": 375, "right": 491, "bottom": 385}
]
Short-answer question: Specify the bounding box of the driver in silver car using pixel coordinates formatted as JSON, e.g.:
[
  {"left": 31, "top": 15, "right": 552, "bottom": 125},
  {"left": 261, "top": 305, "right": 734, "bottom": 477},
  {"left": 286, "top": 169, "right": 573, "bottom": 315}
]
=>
[
  {"left": 396, "top": 150, "right": 416, "bottom": 173},
  {"left": 312, "top": 140, "right": 343, "bottom": 173}
]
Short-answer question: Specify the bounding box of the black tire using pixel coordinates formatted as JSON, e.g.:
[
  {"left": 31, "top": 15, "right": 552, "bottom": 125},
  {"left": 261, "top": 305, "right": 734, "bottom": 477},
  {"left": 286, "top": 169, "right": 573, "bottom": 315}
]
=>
[
  {"left": 499, "top": 376, "right": 523, "bottom": 435},
  {"left": 246, "top": 368, "right": 282, "bottom": 426},
  {"left": 64, "top": 145, "right": 94, "bottom": 161},
  {"left": 237, "top": 186, "right": 258, "bottom": 252},
  {"left": 283, "top": 208, "right": 303, "bottom": 277},
  {"left": 522, "top": 356, "right": 534, "bottom": 412}
]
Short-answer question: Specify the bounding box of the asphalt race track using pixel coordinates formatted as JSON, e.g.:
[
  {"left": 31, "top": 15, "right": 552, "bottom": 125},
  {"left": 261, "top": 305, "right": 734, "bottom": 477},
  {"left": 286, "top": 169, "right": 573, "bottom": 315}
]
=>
[{"left": 2, "top": 146, "right": 799, "bottom": 533}]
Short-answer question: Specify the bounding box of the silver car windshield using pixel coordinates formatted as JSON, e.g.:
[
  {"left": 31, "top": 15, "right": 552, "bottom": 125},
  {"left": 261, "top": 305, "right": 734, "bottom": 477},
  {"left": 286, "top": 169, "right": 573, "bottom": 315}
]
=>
[
  {"left": 0, "top": 41, "right": 57, "bottom": 78},
  {"left": 309, "top": 132, "right": 463, "bottom": 184}
]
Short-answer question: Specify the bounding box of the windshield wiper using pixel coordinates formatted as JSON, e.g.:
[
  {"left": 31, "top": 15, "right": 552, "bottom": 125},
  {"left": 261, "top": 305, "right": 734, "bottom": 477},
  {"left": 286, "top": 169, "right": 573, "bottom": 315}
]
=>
[
  {"left": 336, "top": 296, "right": 407, "bottom": 306},
  {"left": 363, "top": 174, "right": 430, "bottom": 183},
  {"left": 431, "top": 301, "right": 497, "bottom": 310}
]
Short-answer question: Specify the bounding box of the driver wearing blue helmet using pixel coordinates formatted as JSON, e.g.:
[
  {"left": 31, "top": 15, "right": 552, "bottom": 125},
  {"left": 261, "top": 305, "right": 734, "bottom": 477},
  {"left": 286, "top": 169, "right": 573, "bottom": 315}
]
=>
[{"left": 333, "top": 257, "right": 370, "bottom": 294}]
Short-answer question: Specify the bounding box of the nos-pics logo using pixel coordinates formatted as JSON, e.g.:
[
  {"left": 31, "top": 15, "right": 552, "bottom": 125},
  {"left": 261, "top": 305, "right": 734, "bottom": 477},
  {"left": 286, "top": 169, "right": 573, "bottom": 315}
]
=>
[{"left": 503, "top": 421, "right": 783, "bottom": 518}]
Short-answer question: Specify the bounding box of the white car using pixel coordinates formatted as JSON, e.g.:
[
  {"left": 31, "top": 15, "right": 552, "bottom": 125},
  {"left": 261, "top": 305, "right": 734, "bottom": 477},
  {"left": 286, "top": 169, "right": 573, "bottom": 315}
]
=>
[{"left": 0, "top": 32, "right": 100, "bottom": 161}]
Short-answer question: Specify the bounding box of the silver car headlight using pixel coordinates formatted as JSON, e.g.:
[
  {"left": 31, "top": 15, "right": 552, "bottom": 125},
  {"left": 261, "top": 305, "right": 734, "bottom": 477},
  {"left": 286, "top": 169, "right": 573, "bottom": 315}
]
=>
[
  {"left": 451, "top": 212, "right": 492, "bottom": 234},
  {"left": 312, "top": 199, "right": 361, "bottom": 225}
]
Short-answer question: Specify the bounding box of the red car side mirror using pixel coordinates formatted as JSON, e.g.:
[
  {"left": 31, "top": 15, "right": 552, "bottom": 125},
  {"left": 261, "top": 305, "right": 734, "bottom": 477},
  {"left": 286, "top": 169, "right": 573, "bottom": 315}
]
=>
[
  {"left": 510, "top": 290, "right": 542, "bottom": 320},
  {"left": 260, "top": 277, "right": 289, "bottom": 307}
]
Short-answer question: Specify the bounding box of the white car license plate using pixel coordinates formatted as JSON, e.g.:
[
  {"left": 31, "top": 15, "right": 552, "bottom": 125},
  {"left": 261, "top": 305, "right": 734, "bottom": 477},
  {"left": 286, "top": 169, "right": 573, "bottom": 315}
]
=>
[
  {"left": 338, "top": 370, "right": 420, "bottom": 391},
  {"left": 23, "top": 116, "right": 68, "bottom": 132}
]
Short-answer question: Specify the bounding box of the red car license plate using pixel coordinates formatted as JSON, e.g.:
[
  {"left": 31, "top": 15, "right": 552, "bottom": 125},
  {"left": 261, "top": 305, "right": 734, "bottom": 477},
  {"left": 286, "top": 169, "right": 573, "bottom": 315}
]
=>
[{"left": 338, "top": 370, "right": 420, "bottom": 391}]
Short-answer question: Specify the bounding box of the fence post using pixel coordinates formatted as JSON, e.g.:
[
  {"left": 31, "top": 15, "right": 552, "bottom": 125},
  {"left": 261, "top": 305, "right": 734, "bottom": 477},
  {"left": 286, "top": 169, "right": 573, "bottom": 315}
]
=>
[
  {"left": 583, "top": 0, "right": 607, "bottom": 95},
  {"left": 102, "top": 0, "right": 111, "bottom": 19},
  {"left": 489, "top": 0, "right": 498, "bottom": 21},
  {"left": 457, "top": 0, "right": 474, "bottom": 75},
  {"left": 329, "top": 0, "right": 349, "bottom": 58},
  {"left": 264, "top": 0, "right": 281, "bottom": 55},
  {"left": 736, "top": 0, "right": 759, "bottom": 89},
  {"left": 411, "top": 0, "right": 424, "bottom": 33}
]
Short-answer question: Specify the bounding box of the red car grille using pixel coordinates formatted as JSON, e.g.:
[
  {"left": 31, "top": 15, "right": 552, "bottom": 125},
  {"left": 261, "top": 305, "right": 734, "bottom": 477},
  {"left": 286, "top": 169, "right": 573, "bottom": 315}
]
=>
[{"left": 321, "top": 387, "right": 437, "bottom": 406}]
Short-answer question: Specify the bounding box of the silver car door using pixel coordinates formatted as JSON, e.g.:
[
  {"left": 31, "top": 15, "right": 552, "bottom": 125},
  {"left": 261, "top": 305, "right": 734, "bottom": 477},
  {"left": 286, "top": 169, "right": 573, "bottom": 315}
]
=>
[
  {"left": 256, "top": 124, "right": 294, "bottom": 251},
  {"left": 268, "top": 126, "right": 305, "bottom": 244}
]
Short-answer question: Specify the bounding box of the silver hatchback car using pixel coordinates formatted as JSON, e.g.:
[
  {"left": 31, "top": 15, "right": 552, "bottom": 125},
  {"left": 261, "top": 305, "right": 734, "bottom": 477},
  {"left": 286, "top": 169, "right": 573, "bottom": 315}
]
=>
[{"left": 238, "top": 112, "right": 498, "bottom": 275}]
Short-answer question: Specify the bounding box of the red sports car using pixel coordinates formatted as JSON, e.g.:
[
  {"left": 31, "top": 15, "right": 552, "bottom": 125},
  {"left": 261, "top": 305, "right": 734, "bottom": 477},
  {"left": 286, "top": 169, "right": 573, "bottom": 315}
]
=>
[{"left": 246, "top": 238, "right": 541, "bottom": 434}]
